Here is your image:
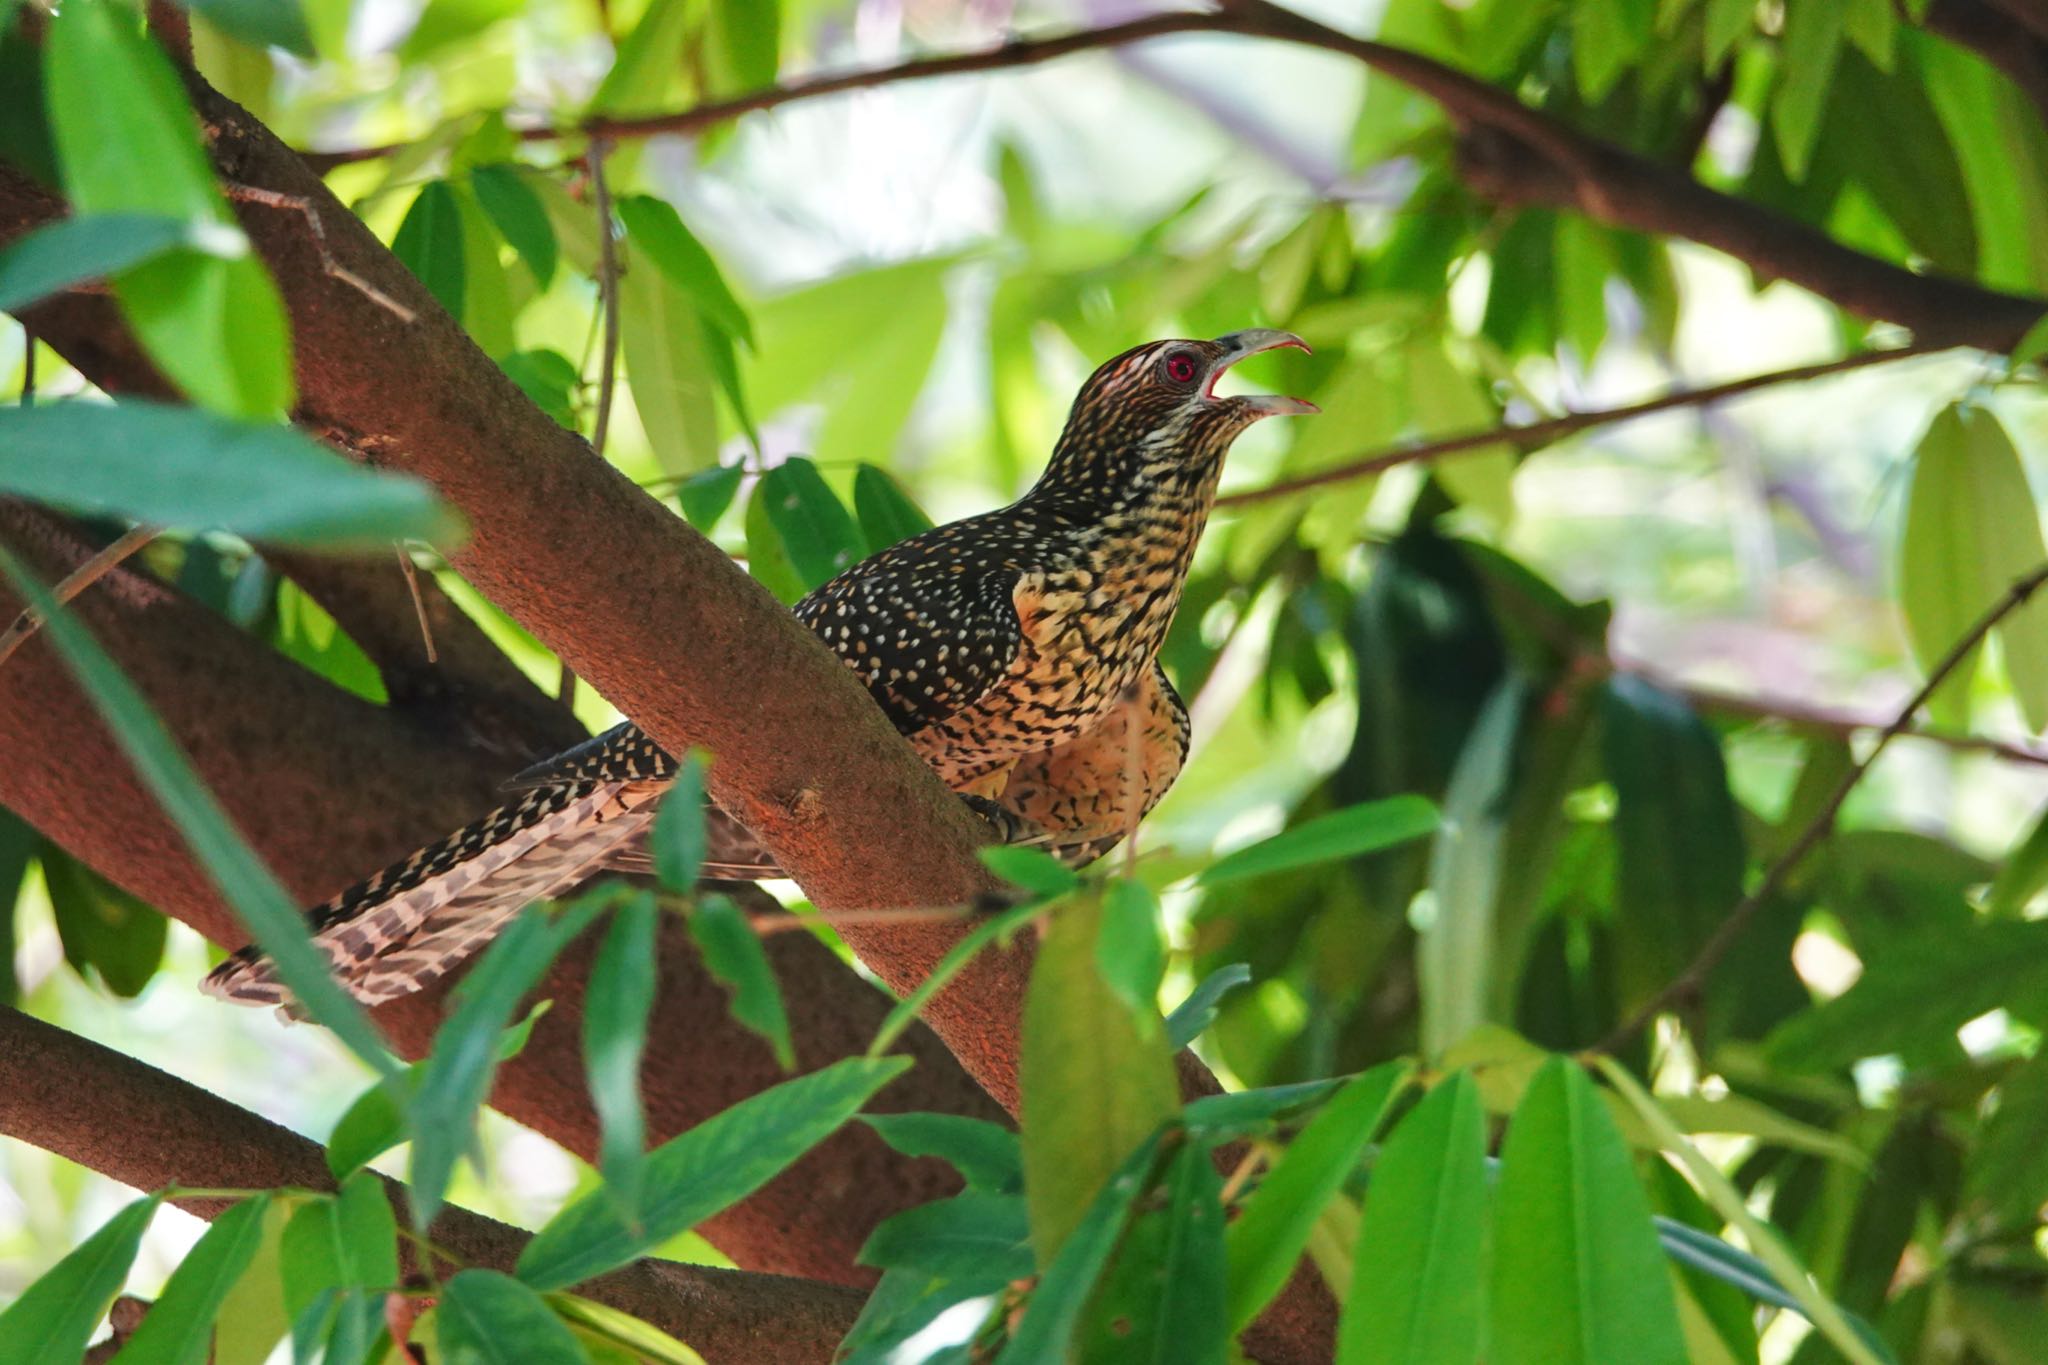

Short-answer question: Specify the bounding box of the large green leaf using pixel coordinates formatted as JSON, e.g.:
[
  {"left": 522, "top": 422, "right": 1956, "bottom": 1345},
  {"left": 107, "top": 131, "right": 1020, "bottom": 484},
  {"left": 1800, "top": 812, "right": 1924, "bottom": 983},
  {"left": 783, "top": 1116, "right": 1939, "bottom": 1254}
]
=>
[
  {"left": 1771, "top": 0, "right": 1845, "bottom": 180},
  {"left": 649, "top": 752, "right": 705, "bottom": 890},
  {"left": 583, "top": 890, "right": 657, "bottom": 1209},
  {"left": 391, "top": 181, "right": 467, "bottom": 321},
  {"left": 516, "top": 1056, "right": 910, "bottom": 1289},
  {"left": 1490, "top": 1058, "right": 1687, "bottom": 1365},
  {"left": 0, "top": 1195, "right": 159, "bottom": 1365},
  {"left": 687, "top": 892, "right": 794, "bottom": 1070},
  {"left": 620, "top": 254, "right": 720, "bottom": 474},
  {"left": 168, "top": 0, "right": 316, "bottom": 55},
  {"left": 0, "top": 401, "right": 460, "bottom": 550},
  {"left": 0, "top": 212, "right": 236, "bottom": 313},
  {"left": 1225, "top": 1061, "right": 1411, "bottom": 1333},
  {"left": 1339, "top": 1073, "right": 1489, "bottom": 1364},
  {"left": 852, "top": 464, "right": 936, "bottom": 551},
  {"left": 1078, "top": 1137, "right": 1228, "bottom": 1365},
  {"left": 279, "top": 1174, "right": 400, "bottom": 1316},
  {"left": 211, "top": 1198, "right": 295, "bottom": 1365},
  {"left": 408, "top": 897, "right": 606, "bottom": 1229},
  {"left": 110, "top": 1195, "right": 271, "bottom": 1365},
  {"left": 1196, "top": 795, "right": 1439, "bottom": 886},
  {"left": 1898, "top": 404, "right": 2048, "bottom": 730},
  {"left": 859, "top": 1113, "right": 1022, "bottom": 1194},
  {"left": 42, "top": 847, "right": 167, "bottom": 998},
  {"left": 0, "top": 551, "right": 398, "bottom": 1079},
  {"left": 616, "top": 196, "right": 752, "bottom": 346},
  {"left": 1020, "top": 886, "right": 1180, "bottom": 1264},
  {"left": 43, "top": 0, "right": 292, "bottom": 417},
  {"left": 588, "top": 0, "right": 690, "bottom": 115},
  {"left": 1095, "top": 876, "right": 1166, "bottom": 1019},
  {"left": 757, "top": 457, "right": 867, "bottom": 592},
  {"left": 439, "top": 1270, "right": 591, "bottom": 1365},
  {"left": 858, "top": 1191, "right": 1034, "bottom": 1282},
  {"left": 471, "top": 163, "right": 558, "bottom": 289}
]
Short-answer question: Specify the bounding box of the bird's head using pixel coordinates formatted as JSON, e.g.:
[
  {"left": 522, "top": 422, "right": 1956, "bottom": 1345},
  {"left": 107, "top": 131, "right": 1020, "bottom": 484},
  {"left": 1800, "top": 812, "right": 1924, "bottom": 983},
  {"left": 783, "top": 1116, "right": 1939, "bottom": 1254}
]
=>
[{"left": 1040, "top": 329, "right": 1316, "bottom": 498}]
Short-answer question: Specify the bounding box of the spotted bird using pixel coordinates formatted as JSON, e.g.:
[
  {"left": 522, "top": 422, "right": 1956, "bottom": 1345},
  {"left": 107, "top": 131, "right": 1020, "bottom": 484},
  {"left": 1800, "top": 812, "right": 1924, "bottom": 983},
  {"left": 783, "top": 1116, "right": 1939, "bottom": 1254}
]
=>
[{"left": 204, "top": 330, "right": 1316, "bottom": 1008}]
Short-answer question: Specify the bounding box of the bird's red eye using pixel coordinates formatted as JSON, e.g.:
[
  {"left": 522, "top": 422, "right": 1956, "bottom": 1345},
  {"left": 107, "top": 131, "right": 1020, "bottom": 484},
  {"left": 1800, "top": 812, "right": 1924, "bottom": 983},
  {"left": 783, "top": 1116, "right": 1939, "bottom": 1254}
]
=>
[{"left": 1164, "top": 353, "right": 1198, "bottom": 384}]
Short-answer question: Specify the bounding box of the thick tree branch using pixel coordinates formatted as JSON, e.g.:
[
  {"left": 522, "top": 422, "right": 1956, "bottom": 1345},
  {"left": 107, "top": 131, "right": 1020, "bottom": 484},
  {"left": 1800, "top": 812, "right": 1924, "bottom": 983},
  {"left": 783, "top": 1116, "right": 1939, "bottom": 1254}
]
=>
[
  {"left": 0, "top": 501, "right": 1005, "bottom": 1285},
  {"left": 304, "top": 3, "right": 2048, "bottom": 353},
  {"left": 0, "top": 1006, "right": 865, "bottom": 1362}
]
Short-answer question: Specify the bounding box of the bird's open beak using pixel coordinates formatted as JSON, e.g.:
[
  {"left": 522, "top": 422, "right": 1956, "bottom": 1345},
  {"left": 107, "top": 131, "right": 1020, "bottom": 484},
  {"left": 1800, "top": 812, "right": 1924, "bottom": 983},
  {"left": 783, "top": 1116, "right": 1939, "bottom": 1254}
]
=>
[{"left": 1207, "top": 329, "right": 1318, "bottom": 415}]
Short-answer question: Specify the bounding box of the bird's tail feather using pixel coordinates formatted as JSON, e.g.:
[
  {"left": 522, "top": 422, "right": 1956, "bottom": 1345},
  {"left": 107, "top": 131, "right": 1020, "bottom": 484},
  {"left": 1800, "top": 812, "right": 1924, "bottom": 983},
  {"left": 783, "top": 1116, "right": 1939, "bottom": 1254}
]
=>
[{"left": 201, "top": 778, "right": 662, "bottom": 1008}]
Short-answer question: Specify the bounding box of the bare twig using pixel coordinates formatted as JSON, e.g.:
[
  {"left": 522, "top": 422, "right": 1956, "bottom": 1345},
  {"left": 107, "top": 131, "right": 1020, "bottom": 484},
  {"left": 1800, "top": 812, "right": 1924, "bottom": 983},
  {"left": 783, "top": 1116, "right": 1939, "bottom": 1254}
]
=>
[
  {"left": 1599, "top": 561, "right": 2048, "bottom": 1053},
  {"left": 393, "top": 543, "right": 439, "bottom": 665},
  {"left": 224, "top": 183, "right": 418, "bottom": 322},
  {"left": 0, "top": 525, "right": 160, "bottom": 670},
  {"left": 1671, "top": 677, "right": 2048, "bottom": 769},
  {"left": 1215, "top": 346, "right": 1938, "bottom": 509}
]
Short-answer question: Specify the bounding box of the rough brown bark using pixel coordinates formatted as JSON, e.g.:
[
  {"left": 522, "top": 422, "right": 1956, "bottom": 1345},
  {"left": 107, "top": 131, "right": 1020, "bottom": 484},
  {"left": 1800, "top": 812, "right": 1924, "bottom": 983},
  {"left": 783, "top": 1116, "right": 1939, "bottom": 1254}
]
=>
[{"left": 0, "top": 1006, "right": 866, "bottom": 1362}]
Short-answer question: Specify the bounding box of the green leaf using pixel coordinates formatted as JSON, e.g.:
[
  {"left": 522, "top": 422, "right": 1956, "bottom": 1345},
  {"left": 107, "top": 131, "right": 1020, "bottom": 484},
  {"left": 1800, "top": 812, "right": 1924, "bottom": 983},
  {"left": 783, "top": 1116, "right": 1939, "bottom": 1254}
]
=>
[
  {"left": 0, "top": 550, "right": 399, "bottom": 1078},
  {"left": 1339, "top": 1073, "right": 1489, "bottom": 1365},
  {"left": 687, "top": 892, "right": 795, "bottom": 1070},
  {"left": 0, "top": 1195, "right": 159, "bottom": 1365},
  {"left": 1225, "top": 1061, "right": 1411, "bottom": 1333},
  {"left": 409, "top": 898, "right": 606, "bottom": 1229},
  {"left": 471, "top": 164, "right": 557, "bottom": 289},
  {"left": 584, "top": 891, "right": 658, "bottom": 1208},
  {"left": 995, "top": 1134, "right": 1168, "bottom": 1365},
  {"left": 279, "top": 1174, "right": 400, "bottom": 1316},
  {"left": 979, "top": 845, "right": 1080, "bottom": 898},
  {"left": 589, "top": 0, "right": 691, "bottom": 116},
  {"left": 2013, "top": 311, "right": 2048, "bottom": 367},
  {"left": 168, "top": 0, "right": 316, "bottom": 56},
  {"left": 44, "top": 0, "right": 294, "bottom": 417},
  {"left": 705, "top": 0, "right": 778, "bottom": 93},
  {"left": 1021, "top": 887, "right": 1181, "bottom": 1264},
  {"left": 42, "top": 847, "right": 167, "bottom": 998},
  {"left": 1987, "top": 801, "right": 2048, "bottom": 915},
  {"left": 616, "top": 196, "right": 752, "bottom": 346},
  {"left": 499, "top": 349, "right": 581, "bottom": 428},
  {"left": 852, "top": 465, "right": 935, "bottom": 551},
  {"left": 866, "top": 899, "right": 1043, "bottom": 1058},
  {"left": 1771, "top": 0, "right": 1845, "bottom": 180},
  {"left": 0, "top": 401, "right": 461, "bottom": 550},
  {"left": 1096, "top": 877, "right": 1166, "bottom": 1018},
  {"left": 1899, "top": 404, "right": 2048, "bottom": 731},
  {"left": 517, "top": 1055, "right": 911, "bottom": 1289},
  {"left": 858, "top": 1191, "right": 1034, "bottom": 1282},
  {"left": 110, "top": 1195, "right": 271, "bottom": 1365},
  {"left": 859, "top": 1113, "right": 1023, "bottom": 1193},
  {"left": 550, "top": 1295, "right": 707, "bottom": 1365},
  {"left": 392, "top": 181, "right": 467, "bottom": 321},
  {"left": 1596, "top": 1058, "right": 1887, "bottom": 1365},
  {"left": 757, "top": 457, "right": 866, "bottom": 591},
  {"left": 1184, "top": 1078, "right": 1348, "bottom": 1144},
  {"left": 288, "top": 1287, "right": 380, "bottom": 1365},
  {"left": 439, "top": 1270, "right": 591, "bottom": 1364},
  {"left": 211, "top": 1197, "right": 295, "bottom": 1365},
  {"left": 676, "top": 465, "right": 743, "bottom": 531},
  {"left": 0, "top": 212, "right": 235, "bottom": 313},
  {"left": 1164, "top": 963, "right": 1252, "bottom": 1050},
  {"left": 1574, "top": 0, "right": 1653, "bottom": 101},
  {"left": 742, "top": 479, "right": 808, "bottom": 604},
  {"left": 326, "top": 1068, "right": 415, "bottom": 1180},
  {"left": 1419, "top": 678, "right": 1522, "bottom": 1057},
  {"left": 1078, "top": 1137, "right": 1228, "bottom": 1365},
  {"left": 620, "top": 255, "right": 720, "bottom": 474},
  {"left": 1197, "top": 795, "right": 1439, "bottom": 886},
  {"left": 1964, "top": 1052, "right": 2048, "bottom": 1224},
  {"left": 649, "top": 752, "right": 706, "bottom": 890},
  {"left": 1491, "top": 1058, "right": 1687, "bottom": 1365}
]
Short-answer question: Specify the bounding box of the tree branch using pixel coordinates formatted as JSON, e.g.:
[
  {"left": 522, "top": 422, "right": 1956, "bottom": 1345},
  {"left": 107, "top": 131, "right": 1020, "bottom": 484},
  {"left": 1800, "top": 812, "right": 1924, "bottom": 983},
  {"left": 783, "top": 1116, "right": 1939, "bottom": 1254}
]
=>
[
  {"left": 0, "top": 1005, "right": 866, "bottom": 1362},
  {"left": 1214, "top": 345, "right": 1938, "bottom": 510},
  {"left": 300, "top": 4, "right": 2048, "bottom": 351},
  {"left": 1599, "top": 560, "right": 2048, "bottom": 1053}
]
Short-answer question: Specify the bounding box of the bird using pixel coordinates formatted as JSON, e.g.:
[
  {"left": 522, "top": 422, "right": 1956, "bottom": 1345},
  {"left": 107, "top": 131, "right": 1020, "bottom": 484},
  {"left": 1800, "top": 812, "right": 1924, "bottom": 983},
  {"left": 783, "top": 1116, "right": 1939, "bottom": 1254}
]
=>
[{"left": 202, "top": 329, "right": 1316, "bottom": 1008}]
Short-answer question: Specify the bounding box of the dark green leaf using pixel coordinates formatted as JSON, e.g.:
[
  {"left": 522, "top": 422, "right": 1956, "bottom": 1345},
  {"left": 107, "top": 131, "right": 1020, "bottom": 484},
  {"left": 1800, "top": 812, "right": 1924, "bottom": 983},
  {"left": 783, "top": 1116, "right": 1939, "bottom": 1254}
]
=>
[
  {"left": 0, "top": 551, "right": 397, "bottom": 1077},
  {"left": 471, "top": 164, "right": 557, "bottom": 289},
  {"left": 287, "top": 1287, "right": 380, "bottom": 1365},
  {"left": 757, "top": 457, "right": 865, "bottom": 591},
  {"left": 0, "top": 212, "right": 230, "bottom": 313},
  {"left": 1021, "top": 887, "right": 1181, "bottom": 1263},
  {"left": 649, "top": 752, "right": 706, "bottom": 891},
  {"left": 1164, "top": 963, "right": 1252, "bottom": 1050},
  {"left": 279, "top": 1174, "right": 400, "bottom": 1316},
  {"left": 498, "top": 349, "right": 581, "bottom": 428},
  {"left": 836, "top": 1266, "right": 1004, "bottom": 1365},
  {"left": 44, "top": 0, "right": 293, "bottom": 417},
  {"left": 409, "top": 897, "right": 605, "bottom": 1229},
  {"left": 616, "top": 196, "right": 752, "bottom": 346},
  {"left": 392, "top": 181, "right": 467, "bottom": 321},
  {"left": 0, "top": 1195, "right": 159, "bottom": 1365},
  {"left": 1096, "top": 877, "right": 1166, "bottom": 1018},
  {"left": 42, "top": 847, "right": 167, "bottom": 997},
  {"left": 858, "top": 1191, "right": 1033, "bottom": 1281},
  {"left": 742, "top": 480, "right": 808, "bottom": 604},
  {"left": 0, "top": 810, "right": 33, "bottom": 1006},
  {"left": 1079, "top": 1137, "right": 1228, "bottom": 1365},
  {"left": 439, "top": 1269, "right": 590, "bottom": 1365},
  {"left": 687, "top": 892, "right": 794, "bottom": 1070},
  {"left": 1491, "top": 1058, "right": 1687, "bottom": 1365},
  {"left": 1340, "top": 1073, "right": 1489, "bottom": 1365},
  {"left": 1968, "top": 1052, "right": 2048, "bottom": 1224},
  {"left": 1986, "top": 800, "right": 2048, "bottom": 915},
  {"left": 859, "top": 1112, "right": 1022, "bottom": 1193},
  {"left": 676, "top": 465, "right": 743, "bottom": 531},
  {"left": 1225, "top": 1061, "right": 1410, "bottom": 1333},
  {"left": 979, "top": 845, "right": 1079, "bottom": 898},
  {"left": 584, "top": 891, "right": 657, "bottom": 1208},
  {"left": 852, "top": 465, "right": 935, "bottom": 551},
  {"left": 0, "top": 401, "right": 460, "bottom": 550},
  {"left": 1198, "top": 794, "right": 1439, "bottom": 885},
  {"left": 110, "top": 1195, "right": 270, "bottom": 1365},
  {"left": 517, "top": 1056, "right": 910, "bottom": 1289},
  {"left": 1184, "top": 1078, "right": 1347, "bottom": 1143}
]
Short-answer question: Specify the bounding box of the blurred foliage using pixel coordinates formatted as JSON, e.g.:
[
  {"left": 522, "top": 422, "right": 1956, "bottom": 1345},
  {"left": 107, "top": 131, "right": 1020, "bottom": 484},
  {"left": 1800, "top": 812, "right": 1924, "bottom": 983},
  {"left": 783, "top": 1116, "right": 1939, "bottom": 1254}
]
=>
[{"left": 8, "top": 0, "right": 2048, "bottom": 1360}]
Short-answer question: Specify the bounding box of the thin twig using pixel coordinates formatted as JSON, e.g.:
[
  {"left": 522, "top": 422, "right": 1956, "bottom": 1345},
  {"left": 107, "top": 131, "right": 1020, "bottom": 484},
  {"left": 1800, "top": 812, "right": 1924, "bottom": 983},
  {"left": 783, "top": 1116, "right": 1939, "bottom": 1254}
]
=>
[
  {"left": 1670, "top": 676, "right": 2048, "bottom": 769},
  {"left": 0, "top": 526, "right": 161, "bottom": 670},
  {"left": 223, "top": 183, "right": 418, "bottom": 322},
  {"left": 586, "top": 139, "right": 623, "bottom": 462},
  {"left": 393, "top": 544, "right": 439, "bottom": 665},
  {"left": 1215, "top": 346, "right": 1937, "bottom": 509},
  {"left": 1599, "top": 560, "right": 2048, "bottom": 1054},
  {"left": 743, "top": 905, "right": 979, "bottom": 935}
]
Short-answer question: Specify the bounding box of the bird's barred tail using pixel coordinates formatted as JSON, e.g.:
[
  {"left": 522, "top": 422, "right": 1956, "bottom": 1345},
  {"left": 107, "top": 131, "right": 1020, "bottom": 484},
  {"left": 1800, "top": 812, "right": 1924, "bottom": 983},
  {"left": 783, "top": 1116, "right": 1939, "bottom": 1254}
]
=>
[{"left": 201, "top": 777, "right": 664, "bottom": 1009}]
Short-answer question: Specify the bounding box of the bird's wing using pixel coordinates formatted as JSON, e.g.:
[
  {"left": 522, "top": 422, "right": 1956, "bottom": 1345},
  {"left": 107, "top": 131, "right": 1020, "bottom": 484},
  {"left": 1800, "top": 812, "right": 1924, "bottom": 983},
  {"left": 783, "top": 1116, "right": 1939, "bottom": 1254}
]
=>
[{"left": 501, "top": 719, "right": 675, "bottom": 791}]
